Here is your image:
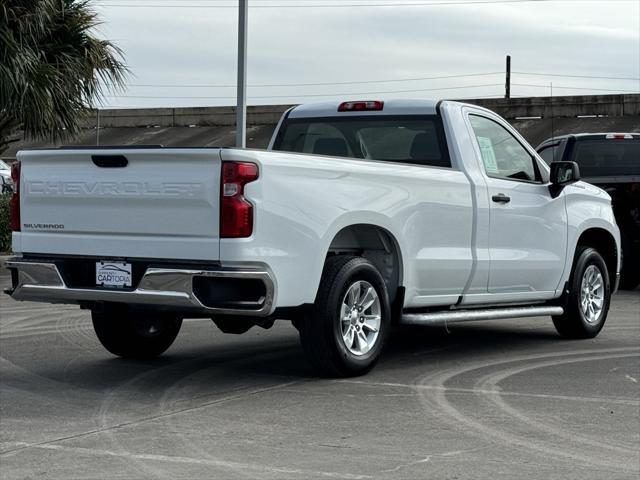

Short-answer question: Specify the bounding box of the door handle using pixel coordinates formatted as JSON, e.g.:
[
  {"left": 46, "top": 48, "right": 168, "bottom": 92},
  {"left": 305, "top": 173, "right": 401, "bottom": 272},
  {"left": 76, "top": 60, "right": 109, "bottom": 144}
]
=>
[{"left": 492, "top": 193, "right": 511, "bottom": 204}]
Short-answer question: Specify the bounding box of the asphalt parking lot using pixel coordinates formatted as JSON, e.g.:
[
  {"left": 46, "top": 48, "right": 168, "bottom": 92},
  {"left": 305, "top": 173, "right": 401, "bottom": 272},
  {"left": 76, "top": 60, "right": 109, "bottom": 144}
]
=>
[{"left": 0, "top": 266, "right": 638, "bottom": 480}]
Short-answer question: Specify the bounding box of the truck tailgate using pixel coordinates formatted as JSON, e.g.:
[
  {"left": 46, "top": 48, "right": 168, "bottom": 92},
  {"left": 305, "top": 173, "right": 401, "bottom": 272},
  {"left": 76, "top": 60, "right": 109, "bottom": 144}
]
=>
[{"left": 16, "top": 148, "right": 222, "bottom": 261}]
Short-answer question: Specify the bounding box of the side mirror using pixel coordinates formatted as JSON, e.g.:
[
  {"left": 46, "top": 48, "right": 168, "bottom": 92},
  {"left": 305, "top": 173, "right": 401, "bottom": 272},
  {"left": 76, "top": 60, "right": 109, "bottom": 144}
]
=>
[
  {"left": 549, "top": 161, "right": 580, "bottom": 198},
  {"left": 551, "top": 161, "right": 580, "bottom": 185}
]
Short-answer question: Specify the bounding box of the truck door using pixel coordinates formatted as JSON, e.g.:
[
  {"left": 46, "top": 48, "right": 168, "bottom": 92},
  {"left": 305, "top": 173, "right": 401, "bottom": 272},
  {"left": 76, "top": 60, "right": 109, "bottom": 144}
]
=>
[{"left": 467, "top": 113, "right": 567, "bottom": 296}]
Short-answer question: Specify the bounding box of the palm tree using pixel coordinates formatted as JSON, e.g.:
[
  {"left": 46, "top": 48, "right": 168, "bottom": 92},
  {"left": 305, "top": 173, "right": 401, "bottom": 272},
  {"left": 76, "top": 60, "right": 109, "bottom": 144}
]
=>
[{"left": 0, "top": 0, "right": 127, "bottom": 153}]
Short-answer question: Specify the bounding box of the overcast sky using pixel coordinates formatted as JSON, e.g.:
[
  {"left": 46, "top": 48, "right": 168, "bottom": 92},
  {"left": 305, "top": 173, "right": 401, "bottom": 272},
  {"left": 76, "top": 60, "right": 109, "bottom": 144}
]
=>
[{"left": 92, "top": 0, "right": 640, "bottom": 109}]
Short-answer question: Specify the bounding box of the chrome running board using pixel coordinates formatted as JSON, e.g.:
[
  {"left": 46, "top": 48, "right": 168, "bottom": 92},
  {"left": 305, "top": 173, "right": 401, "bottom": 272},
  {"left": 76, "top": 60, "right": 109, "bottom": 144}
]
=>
[{"left": 400, "top": 306, "right": 563, "bottom": 326}]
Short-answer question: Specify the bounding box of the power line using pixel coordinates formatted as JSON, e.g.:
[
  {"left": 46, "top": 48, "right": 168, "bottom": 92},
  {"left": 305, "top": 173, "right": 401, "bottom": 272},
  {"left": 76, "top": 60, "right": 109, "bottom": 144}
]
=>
[
  {"left": 96, "top": 0, "right": 620, "bottom": 8},
  {"left": 111, "top": 70, "right": 640, "bottom": 89},
  {"left": 107, "top": 83, "right": 640, "bottom": 100},
  {"left": 106, "top": 83, "right": 504, "bottom": 99},
  {"left": 94, "top": 0, "right": 545, "bottom": 1},
  {"left": 95, "top": 0, "right": 636, "bottom": 1},
  {"left": 95, "top": 0, "right": 547, "bottom": 1},
  {"left": 115, "top": 72, "right": 502, "bottom": 88},
  {"left": 514, "top": 71, "right": 640, "bottom": 81},
  {"left": 513, "top": 83, "right": 639, "bottom": 93}
]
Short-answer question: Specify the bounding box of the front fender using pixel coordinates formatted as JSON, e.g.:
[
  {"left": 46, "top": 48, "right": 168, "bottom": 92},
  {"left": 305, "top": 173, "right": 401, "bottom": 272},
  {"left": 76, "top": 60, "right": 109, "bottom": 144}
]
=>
[{"left": 558, "top": 185, "right": 621, "bottom": 295}]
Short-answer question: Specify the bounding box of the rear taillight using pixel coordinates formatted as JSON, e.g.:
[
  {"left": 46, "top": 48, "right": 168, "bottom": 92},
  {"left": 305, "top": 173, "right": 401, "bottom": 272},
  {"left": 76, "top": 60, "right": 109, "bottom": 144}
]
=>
[
  {"left": 605, "top": 133, "right": 633, "bottom": 140},
  {"left": 9, "top": 161, "right": 20, "bottom": 231},
  {"left": 220, "top": 161, "right": 258, "bottom": 238}
]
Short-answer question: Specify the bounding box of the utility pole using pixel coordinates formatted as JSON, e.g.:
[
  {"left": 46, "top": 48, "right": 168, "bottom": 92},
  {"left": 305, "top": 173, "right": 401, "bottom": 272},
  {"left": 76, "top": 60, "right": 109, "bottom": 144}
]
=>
[
  {"left": 550, "top": 82, "right": 555, "bottom": 140},
  {"left": 236, "top": 0, "right": 248, "bottom": 148},
  {"left": 505, "top": 55, "right": 511, "bottom": 99}
]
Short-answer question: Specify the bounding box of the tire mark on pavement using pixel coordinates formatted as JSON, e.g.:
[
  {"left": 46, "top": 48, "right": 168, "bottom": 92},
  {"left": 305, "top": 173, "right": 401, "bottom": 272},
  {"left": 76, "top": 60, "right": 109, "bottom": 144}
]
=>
[
  {"left": 90, "top": 342, "right": 313, "bottom": 479},
  {"left": 413, "top": 347, "right": 640, "bottom": 473},
  {"left": 477, "top": 352, "right": 640, "bottom": 454},
  {"left": 1, "top": 380, "right": 302, "bottom": 456},
  {"left": 335, "top": 379, "right": 639, "bottom": 406},
  {"left": 3, "top": 442, "right": 371, "bottom": 480}
]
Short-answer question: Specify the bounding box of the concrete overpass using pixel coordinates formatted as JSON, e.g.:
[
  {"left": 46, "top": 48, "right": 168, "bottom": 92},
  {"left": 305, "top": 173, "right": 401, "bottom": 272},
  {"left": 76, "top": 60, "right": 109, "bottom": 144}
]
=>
[{"left": 4, "top": 94, "right": 639, "bottom": 159}]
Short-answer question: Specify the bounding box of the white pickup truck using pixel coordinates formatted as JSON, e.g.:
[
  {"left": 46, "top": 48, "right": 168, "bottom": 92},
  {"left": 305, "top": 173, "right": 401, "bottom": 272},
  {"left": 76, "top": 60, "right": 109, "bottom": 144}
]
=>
[{"left": 6, "top": 99, "right": 621, "bottom": 377}]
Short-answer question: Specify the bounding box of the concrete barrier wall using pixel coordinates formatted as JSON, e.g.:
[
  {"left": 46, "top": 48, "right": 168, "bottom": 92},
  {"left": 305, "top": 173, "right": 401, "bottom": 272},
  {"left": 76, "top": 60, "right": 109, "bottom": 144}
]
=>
[
  {"left": 466, "top": 94, "right": 640, "bottom": 119},
  {"left": 82, "top": 94, "right": 640, "bottom": 128},
  {"left": 83, "top": 104, "right": 295, "bottom": 128}
]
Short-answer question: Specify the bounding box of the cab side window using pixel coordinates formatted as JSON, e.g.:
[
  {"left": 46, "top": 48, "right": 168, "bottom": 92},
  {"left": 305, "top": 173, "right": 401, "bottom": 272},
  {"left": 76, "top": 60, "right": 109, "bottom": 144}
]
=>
[{"left": 469, "top": 115, "right": 540, "bottom": 182}]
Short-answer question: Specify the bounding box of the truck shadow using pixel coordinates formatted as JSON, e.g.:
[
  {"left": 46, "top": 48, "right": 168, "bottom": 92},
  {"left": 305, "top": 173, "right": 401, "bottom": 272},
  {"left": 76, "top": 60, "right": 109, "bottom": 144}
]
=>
[{"left": 31, "top": 321, "right": 565, "bottom": 395}]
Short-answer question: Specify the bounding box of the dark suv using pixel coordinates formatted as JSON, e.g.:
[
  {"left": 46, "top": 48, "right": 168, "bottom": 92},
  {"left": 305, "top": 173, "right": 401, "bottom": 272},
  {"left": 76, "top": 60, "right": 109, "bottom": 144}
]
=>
[{"left": 537, "top": 133, "right": 639, "bottom": 289}]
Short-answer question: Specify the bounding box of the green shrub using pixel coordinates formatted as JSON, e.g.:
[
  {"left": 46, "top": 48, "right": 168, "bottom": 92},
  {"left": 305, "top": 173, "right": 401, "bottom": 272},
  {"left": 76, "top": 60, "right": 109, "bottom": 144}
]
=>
[{"left": 0, "top": 194, "right": 11, "bottom": 253}]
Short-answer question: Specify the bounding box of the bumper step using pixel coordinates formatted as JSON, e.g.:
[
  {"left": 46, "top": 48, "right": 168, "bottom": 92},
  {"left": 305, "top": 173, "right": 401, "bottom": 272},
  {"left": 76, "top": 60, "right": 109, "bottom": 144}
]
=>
[{"left": 5, "top": 259, "right": 275, "bottom": 316}]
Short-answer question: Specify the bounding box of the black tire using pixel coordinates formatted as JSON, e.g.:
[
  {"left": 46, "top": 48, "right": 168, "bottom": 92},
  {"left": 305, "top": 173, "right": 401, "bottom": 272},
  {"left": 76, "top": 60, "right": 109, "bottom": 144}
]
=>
[
  {"left": 552, "top": 247, "right": 611, "bottom": 339},
  {"left": 299, "top": 255, "right": 391, "bottom": 377},
  {"left": 92, "top": 306, "right": 182, "bottom": 358}
]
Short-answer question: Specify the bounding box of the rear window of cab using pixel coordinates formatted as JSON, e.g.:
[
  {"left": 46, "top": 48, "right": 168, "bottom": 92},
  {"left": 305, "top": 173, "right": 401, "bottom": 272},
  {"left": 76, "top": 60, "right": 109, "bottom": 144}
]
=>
[
  {"left": 272, "top": 115, "right": 451, "bottom": 168},
  {"left": 571, "top": 139, "right": 640, "bottom": 177}
]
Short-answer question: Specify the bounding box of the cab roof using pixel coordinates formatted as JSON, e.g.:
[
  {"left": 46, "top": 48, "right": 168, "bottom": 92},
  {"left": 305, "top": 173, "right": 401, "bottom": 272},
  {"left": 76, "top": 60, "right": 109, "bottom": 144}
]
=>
[
  {"left": 287, "top": 99, "right": 442, "bottom": 119},
  {"left": 539, "top": 132, "right": 640, "bottom": 145}
]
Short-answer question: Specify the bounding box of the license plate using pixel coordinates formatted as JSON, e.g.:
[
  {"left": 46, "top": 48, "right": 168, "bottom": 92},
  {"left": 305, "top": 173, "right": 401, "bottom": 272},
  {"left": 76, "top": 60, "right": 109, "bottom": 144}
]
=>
[{"left": 96, "top": 261, "right": 132, "bottom": 288}]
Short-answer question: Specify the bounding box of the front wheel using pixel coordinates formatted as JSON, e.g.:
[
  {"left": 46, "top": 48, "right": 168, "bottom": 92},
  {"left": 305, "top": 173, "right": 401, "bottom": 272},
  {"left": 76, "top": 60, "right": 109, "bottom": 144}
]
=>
[
  {"left": 92, "top": 306, "right": 182, "bottom": 358},
  {"left": 553, "top": 247, "right": 611, "bottom": 339},
  {"left": 299, "top": 256, "right": 391, "bottom": 377}
]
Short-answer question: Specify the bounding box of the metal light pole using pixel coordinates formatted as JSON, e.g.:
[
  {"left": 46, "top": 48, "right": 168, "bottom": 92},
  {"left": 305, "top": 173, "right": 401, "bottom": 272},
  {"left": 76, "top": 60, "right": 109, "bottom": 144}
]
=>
[
  {"left": 96, "top": 108, "right": 101, "bottom": 146},
  {"left": 236, "top": 0, "right": 248, "bottom": 148}
]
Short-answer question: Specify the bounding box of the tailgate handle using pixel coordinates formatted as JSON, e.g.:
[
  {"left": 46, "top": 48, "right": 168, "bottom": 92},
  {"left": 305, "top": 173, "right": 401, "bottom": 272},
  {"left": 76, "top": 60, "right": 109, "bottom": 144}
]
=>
[{"left": 92, "top": 155, "right": 128, "bottom": 168}]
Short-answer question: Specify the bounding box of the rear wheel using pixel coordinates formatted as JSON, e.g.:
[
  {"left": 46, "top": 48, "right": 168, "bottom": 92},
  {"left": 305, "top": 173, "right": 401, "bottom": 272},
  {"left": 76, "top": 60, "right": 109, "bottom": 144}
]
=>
[
  {"left": 299, "top": 255, "right": 391, "bottom": 377},
  {"left": 92, "top": 306, "right": 182, "bottom": 358},
  {"left": 553, "top": 247, "right": 611, "bottom": 339}
]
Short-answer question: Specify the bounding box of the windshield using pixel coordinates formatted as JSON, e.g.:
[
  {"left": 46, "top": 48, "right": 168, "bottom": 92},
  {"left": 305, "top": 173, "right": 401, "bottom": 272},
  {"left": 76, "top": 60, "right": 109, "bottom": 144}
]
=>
[
  {"left": 572, "top": 139, "right": 640, "bottom": 177},
  {"left": 0, "top": 160, "right": 9, "bottom": 171},
  {"left": 273, "top": 115, "right": 450, "bottom": 168}
]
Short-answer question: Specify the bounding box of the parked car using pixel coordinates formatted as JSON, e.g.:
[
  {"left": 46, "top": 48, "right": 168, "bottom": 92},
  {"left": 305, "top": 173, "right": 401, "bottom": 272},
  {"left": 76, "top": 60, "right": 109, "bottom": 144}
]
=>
[
  {"left": 0, "top": 159, "right": 11, "bottom": 184},
  {"left": 0, "top": 174, "right": 12, "bottom": 195},
  {"left": 537, "top": 133, "right": 639, "bottom": 289},
  {"left": 5, "top": 99, "right": 621, "bottom": 376}
]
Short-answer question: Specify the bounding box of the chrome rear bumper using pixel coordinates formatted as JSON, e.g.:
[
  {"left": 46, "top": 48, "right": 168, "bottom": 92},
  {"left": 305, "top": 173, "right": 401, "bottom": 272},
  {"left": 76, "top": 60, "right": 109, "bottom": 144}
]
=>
[{"left": 5, "top": 259, "right": 275, "bottom": 316}]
